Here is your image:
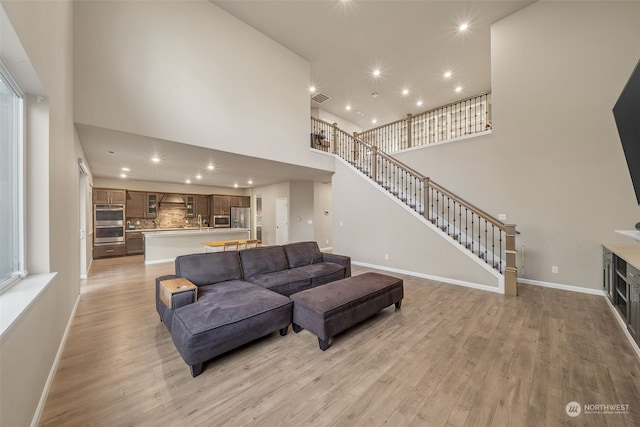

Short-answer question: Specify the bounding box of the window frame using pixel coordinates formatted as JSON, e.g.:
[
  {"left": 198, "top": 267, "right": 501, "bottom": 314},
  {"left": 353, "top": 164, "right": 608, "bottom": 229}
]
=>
[{"left": 0, "top": 60, "right": 26, "bottom": 294}]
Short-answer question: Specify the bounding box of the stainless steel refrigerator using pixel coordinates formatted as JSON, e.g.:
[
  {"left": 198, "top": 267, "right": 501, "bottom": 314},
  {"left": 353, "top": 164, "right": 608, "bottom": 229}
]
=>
[{"left": 230, "top": 207, "right": 251, "bottom": 229}]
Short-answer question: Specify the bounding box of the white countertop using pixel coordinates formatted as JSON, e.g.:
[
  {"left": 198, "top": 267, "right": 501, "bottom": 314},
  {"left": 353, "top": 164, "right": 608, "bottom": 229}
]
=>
[{"left": 143, "top": 228, "right": 250, "bottom": 237}]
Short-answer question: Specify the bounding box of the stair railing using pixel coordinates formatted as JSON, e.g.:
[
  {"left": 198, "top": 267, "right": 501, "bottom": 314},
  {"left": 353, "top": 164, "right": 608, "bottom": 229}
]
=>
[
  {"left": 312, "top": 117, "right": 517, "bottom": 295},
  {"left": 356, "top": 92, "right": 492, "bottom": 153}
]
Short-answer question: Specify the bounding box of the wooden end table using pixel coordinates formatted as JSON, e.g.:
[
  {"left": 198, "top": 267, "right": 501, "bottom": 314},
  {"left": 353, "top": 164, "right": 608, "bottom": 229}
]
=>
[{"left": 159, "top": 277, "right": 197, "bottom": 309}]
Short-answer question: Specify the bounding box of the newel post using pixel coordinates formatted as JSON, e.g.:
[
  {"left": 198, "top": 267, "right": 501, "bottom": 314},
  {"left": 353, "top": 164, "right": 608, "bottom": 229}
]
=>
[
  {"left": 332, "top": 122, "right": 339, "bottom": 155},
  {"left": 504, "top": 224, "right": 518, "bottom": 296},
  {"left": 406, "top": 113, "right": 413, "bottom": 148},
  {"left": 422, "top": 177, "right": 430, "bottom": 221}
]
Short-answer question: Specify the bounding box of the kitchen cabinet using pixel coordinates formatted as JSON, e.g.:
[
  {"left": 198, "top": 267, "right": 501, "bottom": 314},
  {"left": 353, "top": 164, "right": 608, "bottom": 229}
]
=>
[
  {"left": 229, "top": 196, "right": 241, "bottom": 207},
  {"left": 94, "top": 243, "right": 127, "bottom": 258},
  {"left": 212, "top": 195, "right": 231, "bottom": 216},
  {"left": 146, "top": 193, "right": 159, "bottom": 218},
  {"left": 126, "top": 232, "right": 145, "bottom": 255},
  {"left": 126, "top": 191, "right": 146, "bottom": 218},
  {"left": 185, "top": 195, "right": 196, "bottom": 217},
  {"left": 196, "top": 195, "right": 210, "bottom": 217},
  {"left": 93, "top": 188, "right": 126, "bottom": 205},
  {"left": 240, "top": 196, "right": 251, "bottom": 208}
]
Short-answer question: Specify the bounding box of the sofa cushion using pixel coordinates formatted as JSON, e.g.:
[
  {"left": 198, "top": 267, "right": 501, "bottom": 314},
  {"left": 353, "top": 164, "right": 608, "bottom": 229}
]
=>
[
  {"left": 175, "top": 252, "right": 243, "bottom": 286},
  {"left": 247, "top": 269, "right": 312, "bottom": 296},
  {"left": 240, "top": 246, "right": 290, "bottom": 279},
  {"left": 284, "top": 241, "right": 323, "bottom": 268},
  {"left": 293, "top": 262, "right": 346, "bottom": 286}
]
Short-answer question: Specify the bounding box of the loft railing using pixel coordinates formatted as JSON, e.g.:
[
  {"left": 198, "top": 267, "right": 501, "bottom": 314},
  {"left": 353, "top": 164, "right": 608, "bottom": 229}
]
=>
[
  {"left": 356, "top": 93, "right": 491, "bottom": 153},
  {"left": 311, "top": 116, "right": 517, "bottom": 295}
]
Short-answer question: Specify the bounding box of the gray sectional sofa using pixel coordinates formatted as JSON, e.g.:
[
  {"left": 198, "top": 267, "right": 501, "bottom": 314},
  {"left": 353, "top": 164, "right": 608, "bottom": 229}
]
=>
[{"left": 155, "top": 241, "right": 351, "bottom": 376}]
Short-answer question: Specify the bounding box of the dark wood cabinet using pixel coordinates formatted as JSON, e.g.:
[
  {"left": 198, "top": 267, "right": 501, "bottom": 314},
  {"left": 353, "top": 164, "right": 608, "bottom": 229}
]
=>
[
  {"left": 185, "top": 195, "right": 196, "bottom": 217},
  {"left": 146, "top": 193, "right": 159, "bottom": 218},
  {"left": 126, "top": 191, "right": 146, "bottom": 218},
  {"left": 240, "top": 196, "right": 251, "bottom": 208},
  {"left": 93, "top": 188, "right": 126, "bottom": 205},
  {"left": 126, "top": 232, "right": 144, "bottom": 255},
  {"left": 603, "top": 245, "right": 640, "bottom": 347},
  {"left": 196, "top": 195, "right": 210, "bottom": 217},
  {"left": 212, "top": 195, "right": 231, "bottom": 216},
  {"left": 94, "top": 244, "right": 127, "bottom": 258}
]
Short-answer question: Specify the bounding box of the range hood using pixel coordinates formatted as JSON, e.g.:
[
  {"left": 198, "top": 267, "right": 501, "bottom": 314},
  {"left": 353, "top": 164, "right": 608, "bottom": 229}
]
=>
[{"left": 159, "top": 194, "right": 186, "bottom": 208}]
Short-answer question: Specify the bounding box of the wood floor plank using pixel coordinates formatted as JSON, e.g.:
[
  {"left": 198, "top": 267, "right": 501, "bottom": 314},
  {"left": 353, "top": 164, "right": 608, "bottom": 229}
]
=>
[{"left": 38, "top": 256, "right": 640, "bottom": 426}]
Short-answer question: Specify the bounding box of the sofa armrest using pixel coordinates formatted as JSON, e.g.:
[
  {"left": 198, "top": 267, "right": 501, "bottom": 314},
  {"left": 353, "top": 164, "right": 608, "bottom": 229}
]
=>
[{"left": 322, "top": 253, "right": 351, "bottom": 277}]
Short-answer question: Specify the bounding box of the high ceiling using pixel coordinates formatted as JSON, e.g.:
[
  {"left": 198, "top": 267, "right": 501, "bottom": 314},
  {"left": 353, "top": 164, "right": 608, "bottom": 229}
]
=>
[
  {"left": 214, "top": 0, "right": 532, "bottom": 129},
  {"left": 79, "top": 0, "right": 533, "bottom": 188}
]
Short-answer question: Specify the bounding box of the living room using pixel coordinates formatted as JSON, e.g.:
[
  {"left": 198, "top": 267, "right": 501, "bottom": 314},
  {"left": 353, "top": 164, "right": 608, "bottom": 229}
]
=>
[{"left": 2, "top": 1, "right": 640, "bottom": 426}]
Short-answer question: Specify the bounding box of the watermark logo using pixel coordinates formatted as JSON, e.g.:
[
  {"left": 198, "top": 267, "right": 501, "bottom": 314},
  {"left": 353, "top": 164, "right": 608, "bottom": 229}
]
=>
[{"left": 566, "top": 401, "right": 581, "bottom": 417}]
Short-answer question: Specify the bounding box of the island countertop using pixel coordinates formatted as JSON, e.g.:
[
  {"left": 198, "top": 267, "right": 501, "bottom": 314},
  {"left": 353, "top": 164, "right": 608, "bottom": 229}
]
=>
[{"left": 144, "top": 228, "right": 251, "bottom": 264}]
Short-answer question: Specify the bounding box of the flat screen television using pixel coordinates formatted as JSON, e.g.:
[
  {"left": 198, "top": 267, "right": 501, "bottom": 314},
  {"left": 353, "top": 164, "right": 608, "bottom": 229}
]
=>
[{"left": 613, "top": 58, "right": 640, "bottom": 205}]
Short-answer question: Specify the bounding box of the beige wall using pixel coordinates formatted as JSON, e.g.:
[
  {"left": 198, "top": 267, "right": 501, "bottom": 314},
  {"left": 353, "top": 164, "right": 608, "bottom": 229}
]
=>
[
  {"left": 394, "top": 1, "right": 640, "bottom": 290},
  {"left": 289, "top": 181, "right": 315, "bottom": 243},
  {"left": 314, "top": 181, "right": 333, "bottom": 249},
  {"left": 0, "top": 1, "right": 77, "bottom": 426},
  {"left": 74, "top": 0, "right": 333, "bottom": 174}
]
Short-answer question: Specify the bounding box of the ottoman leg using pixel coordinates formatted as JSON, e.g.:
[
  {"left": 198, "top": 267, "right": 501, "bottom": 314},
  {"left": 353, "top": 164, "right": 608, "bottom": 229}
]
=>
[
  {"left": 318, "top": 337, "right": 330, "bottom": 351},
  {"left": 190, "top": 363, "right": 204, "bottom": 377},
  {"left": 293, "top": 323, "right": 302, "bottom": 333},
  {"left": 395, "top": 300, "right": 402, "bottom": 309},
  {"left": 279, "top": 326, "right": 288, "bottom": 336}
]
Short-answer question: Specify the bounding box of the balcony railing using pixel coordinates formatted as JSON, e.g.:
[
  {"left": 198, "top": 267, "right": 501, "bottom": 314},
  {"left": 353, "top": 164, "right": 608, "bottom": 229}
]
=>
[{"left": 356, "top": 93, "right": 491, "bottom": 153}]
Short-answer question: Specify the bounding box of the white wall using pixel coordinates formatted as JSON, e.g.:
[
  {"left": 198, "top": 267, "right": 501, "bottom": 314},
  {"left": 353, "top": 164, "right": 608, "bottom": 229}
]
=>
[
  {"left": 74, "top": 0, "right": 333, "bottom": 174},
  {"left": 394, "top": 1, "right": 640, "bottom": 291},
  {"left": 314, "top": 181, "right": 333, "bottom": 249},
  {"left": 312, "top": 108, "right": 362, "bottom": 136},
  {"left": 289, "top": 181, "right": 315, "bottom": 243},
  {"left": 0, "top": 1, "right": 77, "bottom": 426},
  {"left": 332, "top": 160, "right": 500, "bottom": 288}
]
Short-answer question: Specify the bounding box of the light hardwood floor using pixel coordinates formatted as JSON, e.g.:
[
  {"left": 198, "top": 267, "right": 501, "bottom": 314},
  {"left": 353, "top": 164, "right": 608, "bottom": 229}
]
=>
[{"left": 40, "top": 256, "right": 640, "bottom": 426}]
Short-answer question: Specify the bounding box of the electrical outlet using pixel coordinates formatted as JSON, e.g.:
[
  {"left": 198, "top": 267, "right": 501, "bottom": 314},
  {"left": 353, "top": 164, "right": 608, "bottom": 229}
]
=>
[
  {"left": 307, "top": 219, "right": 313, "bottom": 225},
  {"left": 384, "top": 254, "right": 389, "bottom": 260},
  {"left": 498, "top": 213, "right": 507, "bottom": 221},
  {"left": 552, "top": 266, "right": 559, "bottom": 274}
]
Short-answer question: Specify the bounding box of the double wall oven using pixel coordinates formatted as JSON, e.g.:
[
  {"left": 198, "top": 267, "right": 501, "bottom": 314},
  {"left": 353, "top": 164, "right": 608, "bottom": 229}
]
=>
[{"left": 94, "top": 204, "right": 126, "bottom": 245}]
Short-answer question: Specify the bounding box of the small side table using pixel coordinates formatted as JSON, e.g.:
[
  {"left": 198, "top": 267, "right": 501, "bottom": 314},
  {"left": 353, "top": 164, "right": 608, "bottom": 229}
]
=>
[{"left": 159, "top": 277, "right": 197, "bottom": 309}]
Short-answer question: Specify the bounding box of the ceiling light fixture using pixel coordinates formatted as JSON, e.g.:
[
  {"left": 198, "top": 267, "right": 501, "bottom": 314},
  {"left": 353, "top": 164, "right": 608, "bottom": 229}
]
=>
[
  {"left": 248, "top": 180, "right": 253, "bottom": 185},
  {"left": 121, "top": 167, "right": 130, "bottom": 171},
  {"left": 185, "top": 179, "right": 191, "bottom": 184},
  {"left": 444, "top": 71, "right": 452, "bottom": 79},
  {"left": 119, "top": 173, "right": 127, "bottom": 179},
  {"left": 309, "top": 86, "right": 316, "bottom": 93},
  {"left": 372, "top": 69, "right": 381, "bottom": 77},
  {"left": 372, "top": 119, "right": 378, "bottom": 124},
  {"left": 402, "top": 88, "right": 409, "bottom": 96},
  {"left": 151, "top": 156, "right": 160, "bottom": 163},
  {"left": 346, "top": 105, "right": 352, "bottom": 111},
  {"left": 459, "top": 23, "right": 469, "bottom": 31},
  {"left": 234, "top": 183, "right": 239, "bottom": 188},
  {"left": 416, "top": 100, "right": 423, "bottom": 107},
  {"left": 207, "top": 164, "right": 214, "bottom": 170},
  {"left": 455, "top": 86, "right": 463, "bottom": 93},
  {"left": 196, "top": 174, "right": 202, "bottom": 180}
]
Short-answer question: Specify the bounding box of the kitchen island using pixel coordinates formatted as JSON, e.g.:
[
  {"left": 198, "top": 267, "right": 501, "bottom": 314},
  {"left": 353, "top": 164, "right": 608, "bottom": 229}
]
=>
[{"left": 143, "top": 228, "right": 250, "bottom": 264}]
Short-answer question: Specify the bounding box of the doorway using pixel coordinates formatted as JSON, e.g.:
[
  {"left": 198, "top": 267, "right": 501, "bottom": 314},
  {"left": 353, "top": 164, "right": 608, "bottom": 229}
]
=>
[{"left": 275, "top": 197, "right": 288, "bottom": 245}]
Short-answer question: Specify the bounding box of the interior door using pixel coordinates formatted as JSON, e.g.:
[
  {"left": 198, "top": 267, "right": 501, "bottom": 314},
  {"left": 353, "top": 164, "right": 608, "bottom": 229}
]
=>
[{"left": 275, "top": 197, "right": 288, "bottom": 245}]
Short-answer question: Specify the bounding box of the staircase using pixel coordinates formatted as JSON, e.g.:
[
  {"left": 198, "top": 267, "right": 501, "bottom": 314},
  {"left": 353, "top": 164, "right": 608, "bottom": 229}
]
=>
[{"left": 311, "top": 117, "right": 518, "bottom": 295}]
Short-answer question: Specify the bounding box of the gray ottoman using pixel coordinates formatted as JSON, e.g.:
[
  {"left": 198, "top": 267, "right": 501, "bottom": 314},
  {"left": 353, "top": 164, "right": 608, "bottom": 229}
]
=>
[{"left": 290, "top": 272, "right": 403, "bottom": 350}]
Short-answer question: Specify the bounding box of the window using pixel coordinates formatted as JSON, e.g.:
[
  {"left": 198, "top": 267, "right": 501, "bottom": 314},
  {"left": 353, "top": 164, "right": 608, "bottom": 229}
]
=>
[{"left": 0, "top": 63, "right": 24, "bottom": 293}]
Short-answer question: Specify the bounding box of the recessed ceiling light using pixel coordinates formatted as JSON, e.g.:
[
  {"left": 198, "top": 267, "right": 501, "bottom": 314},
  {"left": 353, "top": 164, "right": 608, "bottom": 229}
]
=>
[
  {"left": 234, "top": 183, "right": 239, "bottom": 188},
  {"left": 372, "top": 69, "right": 381, "bottom": 77},
  {"left": 402, "top": 88, "right": 409, "bottom": 96},
  {"left": 372, "top": 119, "right": 378, "bottom": 124},
  {"left": 309, "top": 86, "right": 316, "bottom": 93},
  {"left": 196, "top": 174, "right": 202, "bottom": 180},
  {"left": 459, "top": 23, "right": 469, "bottom": 31},
  {"left": 346, "top": 105, "right": 352, "bottom": 111},
  {"left": 444, "top": 71, "right": 452, "bottom": 79},
  {"left": 119, "top": 173, "right": 127, "bottom": 179},
  {"left": 416, "top": 100, "right": 423, "bottom": 107},
  {"left": 151, "top": 156, "right": 160, "bottom": 163},
  {"left": 455, "top": 86, "right": 463, "bottom": 93},
  {"left": 121, "top": 167, "right": 130, "bottom": 171},
  {"left": 248, "top": 180, "right": 253, "bottom": 185},
  {"left": 207, "top": 164, "right": 214, "bottom": 170},
  {"left": 185, "top": 179, "right": 191, "bottom": 184}
]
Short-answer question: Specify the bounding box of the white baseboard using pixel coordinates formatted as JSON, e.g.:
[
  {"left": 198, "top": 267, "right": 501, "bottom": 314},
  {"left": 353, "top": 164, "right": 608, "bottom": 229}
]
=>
[
  {"left": 518, "top": 278, "right": 605, "bottom": 296},
  {"left": 31, "top": 294, "right": 81, "bottom": 427},
  {"left": 351, "top": 261, "right": 502, "bottom": 294}
]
